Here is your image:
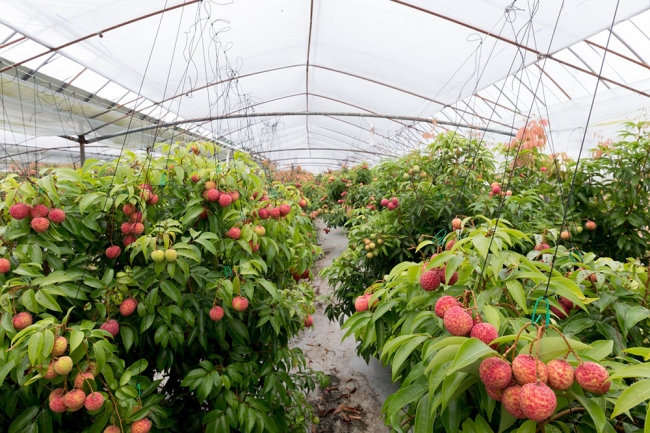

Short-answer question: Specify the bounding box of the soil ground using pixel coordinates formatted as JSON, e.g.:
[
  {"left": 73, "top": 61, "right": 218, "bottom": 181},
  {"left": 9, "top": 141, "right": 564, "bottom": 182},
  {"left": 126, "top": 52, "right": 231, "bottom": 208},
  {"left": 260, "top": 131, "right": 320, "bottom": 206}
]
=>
[{"left": 291, "top": 223, "right": 398, "bottom": 433}]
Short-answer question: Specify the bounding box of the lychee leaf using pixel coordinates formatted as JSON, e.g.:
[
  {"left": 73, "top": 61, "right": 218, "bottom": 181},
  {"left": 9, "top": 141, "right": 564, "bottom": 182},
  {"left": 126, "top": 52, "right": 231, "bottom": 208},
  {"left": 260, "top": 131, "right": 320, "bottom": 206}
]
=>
[
  {"left": 447, "top": 338, "right": 495, "bottom": 375},
  {"left": 569, "top": 391, "right": 607, "bottom": 430}
]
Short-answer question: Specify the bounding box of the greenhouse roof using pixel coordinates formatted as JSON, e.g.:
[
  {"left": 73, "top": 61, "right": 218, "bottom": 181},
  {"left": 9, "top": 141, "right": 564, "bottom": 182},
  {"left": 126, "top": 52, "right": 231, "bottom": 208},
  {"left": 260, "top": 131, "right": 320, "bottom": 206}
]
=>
[{"left": 1, "top": 0, "right": 650, "bottom": 171}]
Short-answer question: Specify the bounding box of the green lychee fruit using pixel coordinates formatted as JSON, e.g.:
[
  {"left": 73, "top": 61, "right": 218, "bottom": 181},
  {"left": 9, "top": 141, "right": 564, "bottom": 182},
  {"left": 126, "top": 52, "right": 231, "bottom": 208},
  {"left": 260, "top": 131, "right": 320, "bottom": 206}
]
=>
[
  {"left": 151, "top": 250, "right": 165, "bottom": 263},
  {"left": 52, "top": 336, "right": 68, "bottom": 356},
  {"left": 164, "top": 249, "right": 177, "bottom": 262},
  {"left": 53, "top": 356, "right": 73, "bottom": 375}
]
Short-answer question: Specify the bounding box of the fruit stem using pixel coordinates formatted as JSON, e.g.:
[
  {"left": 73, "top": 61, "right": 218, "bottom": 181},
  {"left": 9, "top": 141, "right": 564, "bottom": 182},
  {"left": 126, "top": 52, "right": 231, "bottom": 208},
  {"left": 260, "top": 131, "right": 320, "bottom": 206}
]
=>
[
  {"left": 504, "top": 322, "right": 533, "bottom": 361},
  {"left": 548, "top": 324, "right": 583, "bottom": 363}
]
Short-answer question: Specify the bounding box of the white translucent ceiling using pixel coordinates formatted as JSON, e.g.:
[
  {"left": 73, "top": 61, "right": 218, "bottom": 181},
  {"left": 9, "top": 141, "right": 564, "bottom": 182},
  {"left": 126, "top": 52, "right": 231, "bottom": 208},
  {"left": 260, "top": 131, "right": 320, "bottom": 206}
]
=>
[{"left": 0, "top": 1, "right": 650, "bottom": 171}]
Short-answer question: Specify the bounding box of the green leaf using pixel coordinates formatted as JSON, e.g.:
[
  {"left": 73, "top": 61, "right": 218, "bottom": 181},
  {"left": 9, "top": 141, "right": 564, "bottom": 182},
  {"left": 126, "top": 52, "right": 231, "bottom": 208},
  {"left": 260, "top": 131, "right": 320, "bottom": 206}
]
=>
[
  {"left": 414, "top": 394, "right": 432, "bottom": 433},
  {"left": 505, "top": 281, "right": 528, "bottom": 314},
  {"left": 520, "top": 337, "right": 590, "bottom": 363},
  {"left": 569, "top": 392, "right": 606, "bottom": 432},
  {"left": 0, "top": 361, "right": 16, "bottom": 388},
  {"left": 516, "top": 420, "right": 537, "bottom": 433},
  {"left": 624, "top": 306, "right": 650, "bottom": 338},
  {"left": 35, "top": 290, "right": 62, "bottom": 312},
  {"left": 447, "top": 338, "right": 495, "bottom": 375},
  {"left": 27, "top": 332, "right": 43, "bottom": 367},
  {"left": 391, "top": 335, "right": 429, "bottom": 381},
  {"left": 70, "top": 330, "right": 84, "bottom": 353},
  {"left": 8, "top": 406, "right": 39, "bottom": 433},
  {"left": 611, "top": 379, "right": 650, "bottom": 418},
  {"left": 442, "top": 399, "right": 460, "bottom": 433},
  {"left": 160, "top": 280, "right": 182, "bottom": 304},
  {"left": 79, "top": 192, "right": 101, "bottom": 214},
  {"left": 386, "top": 384, "right": 428, "bottom": 418},
  {"left": 610, "top": 363, "right": 650, "bottom": 380}
]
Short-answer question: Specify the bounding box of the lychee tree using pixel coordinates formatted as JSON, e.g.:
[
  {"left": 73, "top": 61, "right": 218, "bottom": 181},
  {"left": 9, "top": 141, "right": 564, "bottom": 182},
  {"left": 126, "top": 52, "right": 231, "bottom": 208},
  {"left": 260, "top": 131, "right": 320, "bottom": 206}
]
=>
[
  {"left": 0, "top": 142, "right": 324, "bottom": 432},
  {"left": 341, "top": 216, "right": 650, "bottom": 432}
]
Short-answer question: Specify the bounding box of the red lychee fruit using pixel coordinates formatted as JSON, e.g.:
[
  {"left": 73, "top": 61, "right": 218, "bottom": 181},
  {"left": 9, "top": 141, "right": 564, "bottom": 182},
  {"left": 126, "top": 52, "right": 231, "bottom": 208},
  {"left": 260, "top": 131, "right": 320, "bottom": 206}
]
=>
[
  {"left": 52, "top": 336, "right": 68, "bottom": 356},
  {"left": 229, "top": 191, "right": 240, "bottom": 201},
  {"left": 228, "top": 227, "right": 241, "bottom": 240},
  {"left": 551, "top": 304, "right": 570, "bottom": 319},
  {"left": 0, "top": 258, "right": 11, "bottom": 274},
  {"left": 451, "top": 218, "right": 462, "bottom": 230},
  {"left": 585, "top": 221, "right": 596, "bottom": 231},
  {"left": 133, "top": 223, "right": 144, "bottom": 235},
  {"left": 355, "top": 296, "right": 369, "bottom": 312},
  {"left": 380, "top": 198, "right": 389, "bottom": 207},
  {"left": 130, "top": 211, "right": 143, "bottom": 223},
  {"left": 148, "top": 194, "right": 159, "bottom": 205},
  {"left": 445, "top": 239, "right": 455, "bottom": 251},
  {"left": 470, "top": 323, "right": 499, "bottom": 348},
  {"left": 123, "top": 235, "right": 137, "bottom": 246},
  {"left": 64, "top": 389, "right": 86, "bottom": 411},
  {"left": 258, "top": 208, "right": 270, "bottom": 220},
  {"left": 119, "top": 298, "right": 138, "bottom": 316},
  {"left": 387, "top": 202, "right": 396, "bottom": 210},
  {"left": 419, "top": 270, "right": 441, "bottom": 291},
  {"left": 12, "top": 311, "right": 33, "bottom": 330},
  {"left": 299, "top": 199, "right": 307, "bottom": 208},
  {"left": 85, "top": 392, "right": 105, "bottom": 411},
  {"left": 486, "top": 386, "right": 503, "bottom": 401},
  {"left": 9, "top": 203, "right": 29, "bottom": 220},
  {"left": 559, "top": 297, "right": 574, "bottom": 310},
  {"left": 547, "top": 359, "right": 574, "bottom": 390},
  {"left": 491, "top": 185, "right": 501, "bottom": 195},
  {"left": 43, "top": 362, "right": 58, "bottom": 380},
  {"left": 534, "top": 243, "right": 550, "bottom": 251},
  {"left": 279, "top": 204, "right": 291, "bottom": 216},
  {"left": 123, "top": 203, "right": 136, "bottom": 216},
  {"left": 209, "top": 306, "right": 224, "bottom": 321},
  {"left": 139, "top": 190, "right": 151, "bottom": 202},
  {"left": 31, "top": 217, "right": 49, "bottom": 233},
  {"left": 390, "top": 197, "right": 399, "bottom": 206},
  {"left": 106, "top": 245, "right": 121, "bottom": 259},
  {"left": 31, "top": 204, "right": 50, "bottom": 218},
  {"left": 138, "top": 183, "right": 152, "bottom": 192},
  {"left": 100, "top": 319, "right": 120, "bottom": 337},
  {"left": 519, "top": 382, "right": 557, "bottom": 422},
  {"left": 502, "top": 385, "right": 526, "bottom": 418},
  {"left": 191, "top": 174, "right": 199, "bottom": 183},
  {"left": 53, "top": 356, "right": 73, "bottom": 375},
  {"left": 121, "top": 222, "right": 134, "bottom": 235},
  {"left": 48, "top": 209, "right": 66, "bottom": 223},
  {"left": 218, "top": 193, "right": 232, "bottom": 207},
  {"left": 49, "top": 394, "right": 67, "bottom": 413},
  {"left": 443, "top": 306, "right": 474, "bottom": 336},
  {"left": 104, "top": 427, "right": 121, "bottom": 433},
  {"left": 435, "top": 296, "right": 461, "bottom": 319},
  {"left": 249, "top": 241, "right": 260, "bottom": 252},
  {"left": 512, "top": 354, "right": 548, "bottom": 385},
  {"left": 206, "top": 189, "right": 220, "bottom": 202},
  {"left": 575, "top": 362, "right": 610, "bottom": 394},
  {"left": 74, "top": 372, "right": 95, "bottom": 389},
  {"left": 49, "top": 388, "right": 65, "bottom": 402},
  {"left": 131, "top": 418, "right": 152, "bottom": 433},
  {"left": 232, "top": 296, "right": 249, "bottom": 312},
  {"left": 304, "top": 315, "right": 314, "bottom": 327},
  {"left": 270, "top": 207, "right": 281, "bottom": 219},
  {"left": 560, "top": 230, "right": 570, "bottom": 240},
  {"left": 301, "top": 269, "right": 310, "bottom": 279},
  {"left": 479, "top": 357, "right": 512, "bottom": 390},
  {"left": 85, "top": 361, "right": 99, "bottom": 377},
  {"left": 540, "top": 167, "right": 547, "bottom": 172}
]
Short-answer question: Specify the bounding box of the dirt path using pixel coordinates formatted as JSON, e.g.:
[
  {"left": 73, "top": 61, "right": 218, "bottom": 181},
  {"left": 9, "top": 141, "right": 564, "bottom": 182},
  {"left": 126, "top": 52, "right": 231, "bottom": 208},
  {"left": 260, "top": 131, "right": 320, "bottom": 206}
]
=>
[{"left": 292, "top": 223, "right": 398, "bottom": 433}]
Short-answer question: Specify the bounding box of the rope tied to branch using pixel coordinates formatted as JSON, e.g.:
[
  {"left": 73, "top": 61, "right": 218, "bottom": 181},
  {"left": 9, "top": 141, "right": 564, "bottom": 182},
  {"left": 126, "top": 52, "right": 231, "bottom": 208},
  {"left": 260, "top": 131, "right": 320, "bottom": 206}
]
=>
[{"left": 531, "top": 296, "right": 551, "bottom": 327}]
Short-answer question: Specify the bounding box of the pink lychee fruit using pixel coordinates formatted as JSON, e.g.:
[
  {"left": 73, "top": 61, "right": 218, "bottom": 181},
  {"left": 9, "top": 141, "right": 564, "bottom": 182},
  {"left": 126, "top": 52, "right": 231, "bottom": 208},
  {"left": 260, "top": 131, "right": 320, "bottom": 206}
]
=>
[
  {"left": 49, "top": 395, "right": 67, "bottom": 413},
  {"left": 106, "top": 245, "right": 121, "bottom": 259},
  {"left": 512, "top": 354, "right": 548, "bottom": 385},
  {"left": 85, "top": 361, "right": 99, "bottom": 377},
  {"left": 148, "top": 194, "right": 159, "bottom": 205},
  {"left": 52, "top": 336, "right": 68, "bottom": 356},
  {"left": 519, "top": 382, "right": 557, "bottom": 422},
  {"left": 133, "top": 223, "right": 144, "bottom": 235},
  {"left": 132, "top": 418, "right": 152, "bottom": 433},
  {"left": 502, "top": 385, "right": 526, "bottom": 418},
  {"left": 575, "top": 362, "right": 610, "bottom": 394},
  {"left": 12, "top": 311, "right": 33, "bottom": 330},
  {"left": 228, "top": 227, "right": 241, "bottom": 240},
  {"left": 209, "top": 306, "right": 224, "bottom": 321},
  {"left": 355, "top": 296, "right": 369, "bottom": 312},
  {"left": 470, "top": 323, "right": 499, "bottom": 348},
  {"left": 380, "top": 198, "right": 389, "bottom": 207},
  {"left": 547, "top": 359, "right": 574, "bottom": 390},
  {"left": 31, "top": 204, "right": 50, "bottom": 218},
  {"left": 387, "top": 202, "right": 396, "bottom": 210},
  {"left": 445, "top": 239, "right": 455, "bottom": 251},
  {"left": 49, "top": 388, "right": 65, "bottom": 402},
  {"left": 130, "top": 211, "right": 143, "bottom": 223},
  {"left": 119, "top": 298, "right": 138, "bottom": 316},
  {"left": 486, "top": 386, "right": 503, "bottom": 401},
  {"left": 123, "top": 203, "right": 136, "bottom": 216},
  {"left": 270, "top": 207, "right": 281, "bottom": 219},
  {"left": 100, "top": 319, "right": 120, "bottom": 337},
  {"left": 206, "top": 189, "right": 220, "bottom": 202},
  {"left": 279, "top": 204, "right": 291, "bottom": 216},
  {"left": 551, "top": 304, "right": 570, "bottom": 319},
  {"left": 479, "top": 357, "right": 512, "bottom": 390},
  {"left": 64, "top": 389, "right": 86, "bottom": 411},
  {"left": 48, "top": 209, "right": 66, "bottom": 223},
  {"left": 9, "top": 203, "right": 29, "bottom": 220},
  {"left": 85, "top": 392, "right": 105, "bottom": 411},
  {"left": 419, "top": 270, "right": 441, "bottom": 291},
  {"left": 0, "top": 258, "right": 11, "bottom": 274},
  {"left": 74, "top": 372, "right": 95, "bottom": 389},
  {"left": 121, "top": 222, "right": 134, "bottom": 235},
  {"left": 104, "top": 427, "right": 121, "bottom": 433},
  {"left": 304, "top": 315, "right": 314, "bottom": 327},
  {"left": 43, "top": 362, "right": 58, "bottom": 380},
  {"left": 232, "top": 296, "right": 249, "bottom": 312},
  {"left": 31, "top": 217, "right": 50, "bottom": 232},
  {"left": 218, "top": 193, "right": 232, "bottom": 207},
  {"left": 54, "top": 356, "right": 73, "bottom": 375},
  {"left": 229, "top": 191, "right": 240, "bottom": 202},
  {"left": 443, "top": 306, "right": 474, "bottom": 336},
  {"left": 123, "top": 235, "right": 137, "bottom": 246},
  {"left": 258, "top": 208, "right": 270, "bottom": 220},
  {"left": 435, "top": 296, "right": 461, "bottom": 319}
]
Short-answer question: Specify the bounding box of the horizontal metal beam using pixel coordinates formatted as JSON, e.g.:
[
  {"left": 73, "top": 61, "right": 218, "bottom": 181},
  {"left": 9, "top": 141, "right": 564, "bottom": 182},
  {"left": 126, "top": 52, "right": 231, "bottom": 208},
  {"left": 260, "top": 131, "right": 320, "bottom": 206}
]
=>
[{"left": 81, "top": 111, "right": 516, "bottom": 144}]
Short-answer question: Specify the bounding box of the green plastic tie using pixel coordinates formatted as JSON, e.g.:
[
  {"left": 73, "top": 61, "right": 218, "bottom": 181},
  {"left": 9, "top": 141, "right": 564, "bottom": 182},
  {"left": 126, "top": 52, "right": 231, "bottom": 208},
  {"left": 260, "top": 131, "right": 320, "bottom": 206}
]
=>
[
  {"left": 433, "top": 229, "right": 447, "bottom": 246},
  {"left": 531, "top": 296, "right": 551, "bottom": 327},
  {"left": 216, "top": 165, "right": 221, "bottom": 173},
  {"left": 158, "top": 173, "right": 167, "bottom": 187},
  {"left": 137, "top": 382, "right": 141, "bottom": 397},
  {"left": 224, "top": 266, "right": 233, "bottom": 278}
]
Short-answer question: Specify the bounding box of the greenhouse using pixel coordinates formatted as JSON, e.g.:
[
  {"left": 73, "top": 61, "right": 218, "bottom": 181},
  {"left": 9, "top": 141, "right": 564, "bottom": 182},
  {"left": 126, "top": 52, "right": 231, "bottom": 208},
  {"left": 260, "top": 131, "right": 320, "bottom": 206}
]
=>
[{"left": 1, "top": 0, "right": 650, "bottom": 432}]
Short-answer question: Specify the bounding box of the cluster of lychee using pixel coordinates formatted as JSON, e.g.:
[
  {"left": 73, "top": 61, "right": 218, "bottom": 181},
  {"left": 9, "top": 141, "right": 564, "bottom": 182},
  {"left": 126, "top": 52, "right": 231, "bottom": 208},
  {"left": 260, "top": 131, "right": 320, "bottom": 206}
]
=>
[
  {"left": 257, "top": 203, "right": 292, "bottom": 220},
  {"left": 209, "top": 295, "right": 250, "bottom": 321},
  {"left": 151, "top": 248, "right": 177, "bottom": 263},
  {"left": 47, "top": 361, "right": 107, "bottom": 415},
  {"left": 362, "top": 234, "right": 384, "bottom": 259},
  {"left": 9, "top": 202, "right": 66, "bottom": 234},
  {"left": 292, "top": 269, "right": 311, "bottom": 282},
  {"left": 402, "top": 164, "right": 427, "bottom": 179},
  {"left": 379, "top": 197, "right": 399, "bottom": 211},
  {"left": 434, "top": 296, "right": 497, "bottom": 344},
  {"left": 138, "top": 183, "right": 159, "bottom": 206},
  {"left": 480, "top": 354, "right": 610, "bottom": 422},
  {"left": 488, "top": 182, "right": 512, "bottom": 198},
  {"left": 200, "top": 180, "right": 239, "bottom": 208},
  {"left": 420, "top": 263, "right": 459, "bottom": 292},
  {"left": 119, "top": 203, "right": 146, "bottom": 248}
]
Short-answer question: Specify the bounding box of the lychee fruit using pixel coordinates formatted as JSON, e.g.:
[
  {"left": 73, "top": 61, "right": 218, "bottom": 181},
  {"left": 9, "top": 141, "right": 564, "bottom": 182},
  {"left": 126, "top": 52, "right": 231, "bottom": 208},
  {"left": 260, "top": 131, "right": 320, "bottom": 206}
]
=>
[
  {"left": 205, "top": 181, "right": 216, "bottom": 190},
  {"left": 470, "top": 323, "right": 499, "bottom": 348},
  {"left": 534, "top": 243, "right": 550, "bottom": 251},
  {"left": 123, "top": 235, "right": 137, "bottom": 246},
  {"left": 232, "top": 296, "right": 249, "bottom": 312},
  {"left": 31, "top": 204, "right": 50, "bottom": 218},
  {"left": 355, "top": 296, "right": 369, "bottom": 312},
  {"left": 49, "top": 395, "right": 67, "bottom": 413},
  {"left": 551, "top": 304, "right": 570, "bottom": 319},
  {"left": 191, "top": 174, "right": 200, "bottom": 183},
  {"left": 85, "top": 392, "right": 105, "bottom": 411},
  {"left": 104, "top": 426, "right": 121, "bottom": 433},
  {"left": 12, "top": 311, "right": 33, "bottom": 330},
  {"left": 31, "top": 217, "right": 49, "bottom": 233},
  {"left": 575, "top": 362, "right": 610, "bottom": 394},
  {"left": 270, "top": 207, "right": 281, "bottom": 219},
  {"left": 42, "top": 362, "right": 58, "bottom": 380},
  {"left": 443, "top": 306, "right": 474, "bottom": 336},
  {"left": 48, "top": 209, "right": 66, "bottom": 223},
  {"left": 445, "top": 239, "right": 455, "bottom": 251},
  {"left": 74, "top": 372, "right": 95, "bottom": 389},
  {"left": 119, "top": 298, "right": 138, "bottom": 316},
  {"left": 121, "top": 222, "right": 134, "bottom": 235},
  {"left": 227, "top": 227, "right": 241, "bottom": 240},
  {"left": 387, "top": 202, "right": 396, "bottom": 210},
  {"left": 512, "top": 354, "right": 548, "bottom": 384},
  {"left": 479, "top": 357, "right": 512, "bottom": 390},
  {"left": 164, "top": 249, "right": 177, "bottom": 262},
  {"left": 218, "top": 193, "right": 232, "bottom": 207},
  {"left": 52, "top": 336, "right": 68, "bottom": 356},
  {"left": 54, "top": 356, "right": 73, "bottom": 375},
  {"left": 304, "top": 315, "right": 314, "bottom": 327},
  {"left": 9, "top": 203, "right": 29, "bottom": 220},
  {"left": 547, "top": 359, "right": 574, "bottom": 390},
  {"left": 151, "top": 250, "right": 165, "bottom": 263},
  {"left": 451, "top": 218, "right": 462, "bottom": 230},
  {"left": 560, "top": 230, "right": 570, "bottom": 240},
  {"left": 502, "top": 385, "right": 526, "bottom": 418},
  {"left": 299, "top": 199, "right": 307, "bottom": 208},
  {"left": 254, "top": 225, "right": 266, "bottom": 236},
  {"left": 49, "top": 388, "right": 65, "bottom": 402},
  {"left": 229, "top": 191, "right": 240, "bottom": 201},
  {"left": 64, "top": 389, "right": 86, "bottom": 411},
  {"left": 279, "top": 204, "right": 291, "bottom": 216},
  {"left": 491, "top": 185, "right": 501, "bottom": 195},
  {"left": 486, "top": 386, "right": 503, "bottom": 401},
  {"left": 519, "top": 382, "right": 557, "bottom": 422},
  {"left": 133, "top": 223, "right": 144, "bottom": 235},
  {"left": 249, "top": 241, "right": 260, "bottom": 252},
  {"left": 559, "top": 297, "right": 574, "bottom": 310},
  {"left": 380, "top": 198, "right": 389, "bottom": 207},
  {"left": 123, "top": 203, "right": 136, "bottom": 216},
  {"left": 258, "top": 208, "right": 270, "bottom": 219},
  {"left": 131, "top": 418, "right": 152, "bottom": 433},
  {"left": 148, "top": 194, "right": 159, "bottom": 205},
  {"left": 0, "top": 258, "right": 11, "bottom": 274},
  {"left": 130, "top": 211, "right": 143, "bottom": 223},
  {"left": 100, "top": 319, "right": 120, "bottom": 337},
  {"left": 106, "top": 245, "right": 121, "bottom": 259},
  {"left": 585, "top": 221, "right": 596, "bottom": 231},
  {"left": 209, "top": 306, "right": 224, "bottom": 321},
  {"left": 435, "top": 296, "right": 461, "bottom": 319},
  {"left": 419, "top": 270, "right": 440, "bottom": 291},
  {"left": 206, "top": 189, "right": 220, "bottom": 202},
  {"left": 390, "top": 197, "right": 399, "bottom": 206},
  {"left": 85, "top": 361, "right": 99, "bottom": 377}
]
